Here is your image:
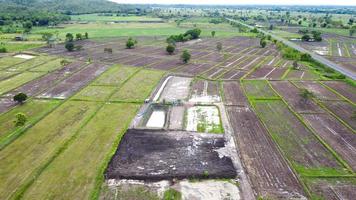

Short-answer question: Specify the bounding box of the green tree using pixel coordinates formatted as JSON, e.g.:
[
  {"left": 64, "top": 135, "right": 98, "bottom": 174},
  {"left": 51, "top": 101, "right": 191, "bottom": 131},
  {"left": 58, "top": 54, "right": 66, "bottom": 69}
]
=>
[
  {"left": 301, "top": 34, "right": 311, "bottom": 41},
  {"left": 211, "top": 31, "right": 216, "bottom": 37},
  {"left": 13, "top": 93, "right": 27, "bottom": 104},
  {"left": 166, "top": 44, "right": 175, "bottom": 55},
  {"left": 23, "top": 21, "right": 32, "bottom": 33},
  {"left": 181, "top": 50, "right": 191, "bottom": 63},
  {"left": 292, "top": 61, "right": 299, "bottom": 70},
  {"left": 65, "top": 42, "right": 74, "bottom": 52},
  {"left": 260, "top": 39, "right": 267, "bottom": 48},
  {"left": 126, "top": 37, "right": 137, "bottom": 49},
  {"left": 0, "top": 47, "right": 7, "bottom": 53},
  {"left": 14, "top": 113, "right": 27, "bottom": 127},
  {"left": 65, "top": 33, "right": 74, "bottom": 42},
  {"left": 76, "top": 33, "right": 83, "bottom": 40},
  {"left": 84, "top": 32, "right": 89, "bottom": 39}
]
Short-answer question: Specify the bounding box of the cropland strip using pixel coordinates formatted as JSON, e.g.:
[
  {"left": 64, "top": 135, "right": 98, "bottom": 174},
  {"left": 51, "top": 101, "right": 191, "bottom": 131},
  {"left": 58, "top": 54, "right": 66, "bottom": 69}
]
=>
[
  {"left": 243, "top": 80, "right": 279, "bottom": 99},
  {"left": 22, "top": 103, "right": 139, "bottom": 199},
  {"left": 252, "top": 100, "right": 348, "bottom": 176},
  {"left": 0, "top": 72, "right": 46, "bottom": 95},
  {"left": 110, "top": 69, "right": 165, "bottom": 102},
  {"left": 227, "top": 106, "right": 306, "bottom": 199},
  {"left": 301, "top": 113, "right": 356, "bottom": 171},
  {"left": 0, "top": 100, "right": 61, "bottom": 148},
  {"left": 0, "top": 101, "right": 100, "bottom": 199}
]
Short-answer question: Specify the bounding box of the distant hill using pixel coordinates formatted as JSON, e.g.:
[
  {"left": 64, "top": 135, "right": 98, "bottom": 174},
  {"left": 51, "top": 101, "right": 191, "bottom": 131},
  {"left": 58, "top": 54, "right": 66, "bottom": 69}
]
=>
[
  {"left": 0, "top": 0, "right": 152, "bottom": 27},
  {"left": 0, "top": 0, "right": 128, "bottom": 14}
]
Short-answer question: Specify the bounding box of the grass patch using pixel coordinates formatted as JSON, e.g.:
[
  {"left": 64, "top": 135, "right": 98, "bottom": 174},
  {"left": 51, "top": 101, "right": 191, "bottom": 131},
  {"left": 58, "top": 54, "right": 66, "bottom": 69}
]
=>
[
  {"left": 7, "top": 56, "right": 55, "bottom": 72},
  {"left": 0, "top": 57, "right": 26, "bottom": 69},
  {"left": 164, "top": 188, "right": 182, "bottom": 200},
  {"left": 92, "top": 65, "right": 139, "bottom": 86},
  {"left": 0, "top": 101, "right": 100, "bottom": 200},
  {"left": 242, "top": 80, "right": 279, "bottom": 99},
  {"left": 0, "top": 100, "right": 60, "bottom": 146},
  {"left": 0, "top": 42, "right": 44, "bottom": 53},
  {"left": 71, "top": 85, "right": 116, "bottom": 101},
  {"left": 0, "top": 72, "right": 46, "bottom": 95},
  {"left": 29, "top": 58, "right": 64, "bottom": 72},
  {"left": 110, "top": 69, "right": 165, "bottom": 102},
  {"left": 21, "top": 103, "right": 139, "bottom": 200}
]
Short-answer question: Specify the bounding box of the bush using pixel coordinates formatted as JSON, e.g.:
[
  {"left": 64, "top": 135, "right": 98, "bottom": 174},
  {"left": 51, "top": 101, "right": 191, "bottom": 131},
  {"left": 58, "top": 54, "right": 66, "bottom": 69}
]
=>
[
  {"left": 104, "top": 48, "right": 113, "bottom": 54},
  {"left": 13, "top": 93, "right": 27, "bottom": 104},
  {"left": 76, "top": 33, "right": 83, "bottom": 40},
  {"left": 126, "top": 37, "right": 137, "bottom": 49},
  {"left": 60, "top": 59, "right": 70, "bottom": 66},
  {"left": 0, "top": 47, "right": 7, "bottom": 53},
  {"left": 211, "top": 31, "right": 216, "bottom": 37},
  {"left": 166, "top": 44, "right": 175, "bottom": 55},
  {"left": 65, "top": 42, "right": 74, "bottom": 52},
  {"left": 216, "top": 42, "right": 222, "bottom": 51},
  {"left": 181, "top": 50, "right": 191, "bottom": 63},
  {"left": 300, "top": 53, "right": 312, "bottom": 61},
  {"left": 164, "top": 189, "right": 182, "bottom": 200},
  {"left": 14, "top": 113, "right": 27, "bottom": 127},
  {"left": 260, "top": 39, "right": 267, "bottom": 48}
]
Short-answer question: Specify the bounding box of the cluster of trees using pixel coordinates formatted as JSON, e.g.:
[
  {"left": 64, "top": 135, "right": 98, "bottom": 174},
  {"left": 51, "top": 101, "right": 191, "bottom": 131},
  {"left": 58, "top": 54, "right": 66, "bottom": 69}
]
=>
[
  {"left": 299, "top": 29, "right": 322, "bottom": 42},
  {"left": 166, "top": 28, "right": 202, "bottom": 43},
  {"left": 209, "top": 18, "right": 224, "bottom": 24},
  {"left": 64, "top": 32, "right": 88, "bottom": 51}
]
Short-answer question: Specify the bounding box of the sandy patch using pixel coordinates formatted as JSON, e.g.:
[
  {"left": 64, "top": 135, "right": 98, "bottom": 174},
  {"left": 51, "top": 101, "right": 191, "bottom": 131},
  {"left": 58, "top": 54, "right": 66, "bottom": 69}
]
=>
[
  {"left": 159, "top": 76, "right": 192, "bottom": 102},
  {"left": 178, "top": 180, "right": 240, "bottom": 200},
  {"left": 14, "top": 54, "right": 35, "bottom": 59},
  {"left": 146, "top": 110, "right": 165, "bottom": 128}
]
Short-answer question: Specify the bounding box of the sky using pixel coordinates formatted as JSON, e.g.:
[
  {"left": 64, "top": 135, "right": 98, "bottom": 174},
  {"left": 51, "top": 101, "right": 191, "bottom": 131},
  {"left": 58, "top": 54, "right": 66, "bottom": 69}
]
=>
[{"left": 109, "top": 0, "right": 356, "bottom": 6}]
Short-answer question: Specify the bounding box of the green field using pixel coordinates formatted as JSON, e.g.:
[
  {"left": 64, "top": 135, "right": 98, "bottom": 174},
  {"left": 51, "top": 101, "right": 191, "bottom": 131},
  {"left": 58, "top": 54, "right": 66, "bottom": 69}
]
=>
[
  {"left": 0, "top": 100, "right": 61, "bottom": 148},
  {"left": 6, "top": 56, "right": 55, "bottom": 72},
  {"left": 0, "top": 57, "right": 26, "bottom": 69},
  {"left": 71, "top": 14, "right": 163, "bottom": 22},
  {"left": 0, "top": 101, "right": 100, "bottom": 199},
  {"left": 31, "top": 22, "right": 255, "bottom": 39},
  {"left": 242, "top": 80, "right": 279, "bottom": 99},
  {"left": 110, "top": 69, "right": 165, "bottom": 102},
  {"left": 72, "top": 85, "right": 117, "bottom": 101},
  {"left": 0, "top": 72, "right": 46, "bottom": 95},
  {"left": 92, "top": 65, "right": 139, "bottom": 86},
  {"left": 22, "top": 103, "right": 139, "bottom": 199}
]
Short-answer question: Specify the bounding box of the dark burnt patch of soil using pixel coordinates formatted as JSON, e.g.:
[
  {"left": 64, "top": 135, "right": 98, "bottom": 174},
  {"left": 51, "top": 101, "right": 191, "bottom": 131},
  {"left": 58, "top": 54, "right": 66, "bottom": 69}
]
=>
[{"left": 105, "top": 129, "right": 237, "bottom": 181}]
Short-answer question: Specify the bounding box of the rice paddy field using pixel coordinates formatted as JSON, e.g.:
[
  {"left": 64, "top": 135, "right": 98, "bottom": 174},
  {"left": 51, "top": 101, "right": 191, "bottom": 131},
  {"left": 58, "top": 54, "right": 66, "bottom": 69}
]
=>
[{"left": 0, "top": 12, "right": 355, "bottom": 200}]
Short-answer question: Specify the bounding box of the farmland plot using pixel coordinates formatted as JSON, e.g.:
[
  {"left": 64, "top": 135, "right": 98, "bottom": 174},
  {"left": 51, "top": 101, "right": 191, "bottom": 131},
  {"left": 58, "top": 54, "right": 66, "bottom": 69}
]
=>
[
  {"left": 39, "top": 63, "right": 110, "bottom": 99},
  {"left": 0, "top": 100, "right": 60, "bottom": 147},
  {"left": 0, "top": 101, "right": 100, "bottom": 199},
  {"left": 322, "top": 81, "right": 356, "bottom": 103},
  {"left": 6, "top": 56, "right": 55, "bottom": 72},
  {"left": 227, "top": 106, "right": 306, "bottom": 199},
  {"left": 0, "top": 57, "right": 26, "bottom": 70},
  {"left": 304, "top": 178, "right": 356, "bottom": 200},
  {"left": 22, "top": 103, "right": 139, "bottom": 200},
  {"left": 320, "top": 100, "right": 356, "bottom": 130},
  {"left": 302, "top": 113, "right": 356, "bottom": 171},
  {"left": 242, "top": 80, "right": 279, "bottom": 99},
  {"left": 0, "top": 72, "right": 46, "bottom": 95},
  {"left": 110, "top": 69, "right": 165, "bottom": 102},
  {"left": 294, "top": 81, "right": 342, "bottom": 100},
  {"left": 252, "top": 100, "right": 348, "bottom": 176},
  {"left": 270, "top": 81, "right": 324, "bottom": 113},
  {"left": 222, "top": 82, "right": 247, "bottom": 106}
]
